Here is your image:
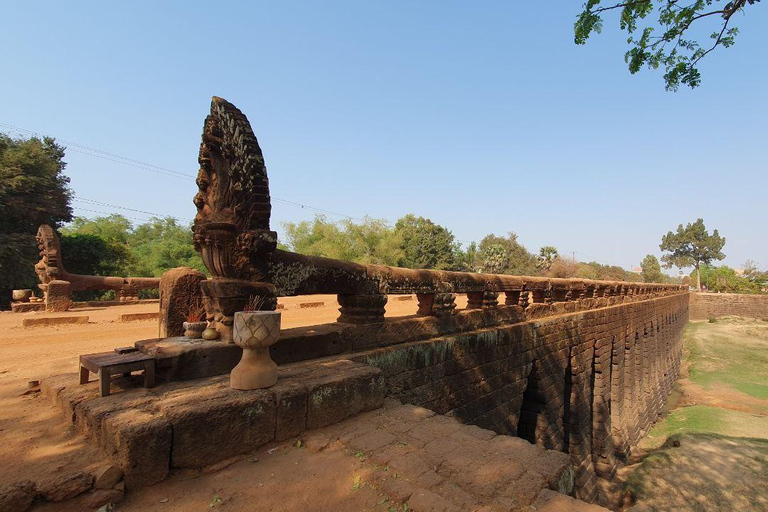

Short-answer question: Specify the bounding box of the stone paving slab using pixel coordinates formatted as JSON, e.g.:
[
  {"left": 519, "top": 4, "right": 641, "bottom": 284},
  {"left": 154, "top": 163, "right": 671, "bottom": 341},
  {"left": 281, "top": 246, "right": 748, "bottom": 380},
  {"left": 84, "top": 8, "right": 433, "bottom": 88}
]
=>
[
  {"left": 119, "top": 312, "right": 160, "bottom": 322},
  {"left": 22, "top": 316, "right": 89, "bottom": 328},
  {"left": 303, "top": 399, "right": 609, "bottom": 511}
]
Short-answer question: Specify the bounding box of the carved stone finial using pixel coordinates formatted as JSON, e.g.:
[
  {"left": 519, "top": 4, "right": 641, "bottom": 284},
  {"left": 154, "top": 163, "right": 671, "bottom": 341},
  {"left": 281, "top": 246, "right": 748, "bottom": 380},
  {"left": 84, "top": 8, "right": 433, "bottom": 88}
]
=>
[
  {"left": 193, "top": 97, "right": 277, "bottom": 282},
  {"left": 35, "top": 225, "right": 64, "bottom": 289}
]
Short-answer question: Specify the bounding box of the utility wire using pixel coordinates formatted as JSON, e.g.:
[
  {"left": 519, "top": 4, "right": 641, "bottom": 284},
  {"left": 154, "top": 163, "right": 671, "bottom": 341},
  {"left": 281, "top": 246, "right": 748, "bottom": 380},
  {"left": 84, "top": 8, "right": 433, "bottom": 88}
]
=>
[
  {"left": 74, "top": 197, "right": 193, "bottom": 223},
  {"left": 1, "top": 121, "right": 364, "bottom": 220},
  {"left": 0, "top": 122, "right": 192, "bottom": 179},
  {"left": 71, "top": 206, "right": 160, "bottom": 223}
]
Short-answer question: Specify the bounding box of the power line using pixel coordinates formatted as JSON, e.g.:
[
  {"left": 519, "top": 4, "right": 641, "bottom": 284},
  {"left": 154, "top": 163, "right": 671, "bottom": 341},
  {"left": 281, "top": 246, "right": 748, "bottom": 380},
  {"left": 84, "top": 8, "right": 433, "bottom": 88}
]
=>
[
  {"left": 74, "top": 197, "right": 192, "bottom": 223},
  {"left": 66, "top": 147, "right": 193, "bottom": 181},
  {"left": 0, "top": 122, "right": 193, "bottom": 179},
  {"left": 1, "top": 121, "right": 364, "bottom": 220},
  {"left": 271, "top": 197, "right": 363, "bottom": 221},
  {"left": 71, "top": 206, "right": 159, "bottom": 223}
]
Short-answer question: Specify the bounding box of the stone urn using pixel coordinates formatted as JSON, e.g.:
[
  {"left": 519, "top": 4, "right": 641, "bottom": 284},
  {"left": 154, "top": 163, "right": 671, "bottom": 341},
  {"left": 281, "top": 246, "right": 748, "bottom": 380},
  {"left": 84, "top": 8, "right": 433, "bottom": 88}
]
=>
[
  {"left": 183, "top": 321, "right": 207, "bottom": 339},
  {"left": 231, "top": 311, "right": 281, "bottom": 390},
  {"left": 12, "top": 289, "right": 32, "bottom": 303}
]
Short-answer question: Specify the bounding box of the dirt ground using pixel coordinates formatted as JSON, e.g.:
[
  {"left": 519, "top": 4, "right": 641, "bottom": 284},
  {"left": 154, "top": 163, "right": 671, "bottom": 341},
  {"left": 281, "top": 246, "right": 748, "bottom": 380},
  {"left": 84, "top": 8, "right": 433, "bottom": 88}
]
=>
[
  {"left": 621, "top": 317, "right": 768, "bottom": 512},
  {"left": 0, "top": 295, "right": 470, "bottom": 511}
]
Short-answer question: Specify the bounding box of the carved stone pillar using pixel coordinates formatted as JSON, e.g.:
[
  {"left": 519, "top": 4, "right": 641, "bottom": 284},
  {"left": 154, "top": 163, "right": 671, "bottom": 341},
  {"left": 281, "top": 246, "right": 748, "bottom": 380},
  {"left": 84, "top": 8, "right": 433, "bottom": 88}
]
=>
[
  {"left": 45, "top": 280, "right": 72, "bottom": 312},
  {"left": 337, "top": 294, "right": 387, "bottom": 324},
  {"left": 528, "top": 289, "right": 549, "bottom": 305},
  {"left": 417, "top": 292, "right": 456, "bottom": 317},
  {"left": 200, "top": 279, "right": 276, "bottom": 343},
  {"left": 467, "top": 291, "right": 498, "bottom": 309},
  {"left": 570, "top": 289, "right": 586, "bottom": 301}
]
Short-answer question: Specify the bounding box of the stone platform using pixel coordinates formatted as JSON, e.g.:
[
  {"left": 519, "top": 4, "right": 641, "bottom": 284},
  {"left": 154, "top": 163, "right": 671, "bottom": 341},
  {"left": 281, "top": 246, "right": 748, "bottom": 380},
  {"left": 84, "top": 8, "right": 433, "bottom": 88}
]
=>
[
  {"left": 42, "top": 359, "right": 385, "bottom": 490},
  {"left": 10, "top": 298, "right": 159, "bottom": 313}
]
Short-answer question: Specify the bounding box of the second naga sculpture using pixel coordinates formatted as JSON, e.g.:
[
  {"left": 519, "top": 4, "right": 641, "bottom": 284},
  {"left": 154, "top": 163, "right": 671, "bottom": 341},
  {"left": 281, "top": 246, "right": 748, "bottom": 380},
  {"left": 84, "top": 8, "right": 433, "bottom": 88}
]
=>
[{"left": 34, "top": 224, "right": 159, "bottom": 312}]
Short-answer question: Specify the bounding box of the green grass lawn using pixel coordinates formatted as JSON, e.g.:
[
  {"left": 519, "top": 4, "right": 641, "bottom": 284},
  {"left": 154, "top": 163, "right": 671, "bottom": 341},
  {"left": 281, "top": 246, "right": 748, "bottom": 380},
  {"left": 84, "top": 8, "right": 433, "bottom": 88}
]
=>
[
  {"left": 628, "top": 318, "right": 768, "bottom": 511},
  {"left": 686, "top": 320, "right": 768, "bottom": 401},
  {"left": 643, "top": 319, "right": 768, "bottom": 443}
]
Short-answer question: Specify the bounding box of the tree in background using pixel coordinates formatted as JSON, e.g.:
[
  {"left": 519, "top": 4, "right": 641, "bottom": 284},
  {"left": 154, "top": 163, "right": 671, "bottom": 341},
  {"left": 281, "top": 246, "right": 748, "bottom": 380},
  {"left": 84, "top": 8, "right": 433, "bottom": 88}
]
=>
[
  {"left": 59, "top": 233, "right": 131, "bottom": 277},
  {"left": 640, "top": 254, "right": 665, "bottom": 283},
  {"left": 477, "top": 233, "right": 538, "bottom": 275},
  {"left": 536, "top": 246, "right": 560, "bottom": 272},
  {"left": 0, "top": 135, "right": 72, "bottom": 306},
  {"left": 575, "top": 0, "right": 760, "bottom": 91},
  {"left": 394, "top": 214, "right": 460, "bottom": 270},
  {"left": 63, "top": 214, "right": 132, "bottom": 245},
  {"left": 457, "top": 241, "right": 479, "bottom": 272},
  {"left": 574, "top": 261, "right": 641, "bottom": 282},
  {"left": 127, "top": 217, "right": 206, "bottom": 276},
  {"left": 60, "top": 215, "right": 205, "bottom": 300},
  {"left": 695, "top": 264, "right": 762, "bottom": 293},
  {"left": 282, "top": 215, "right": 403, "bottom": 266},
  {"left": 660, "top": 218, "right": 725, "bottom": 291},
  {"left": 282, "top": 214, "right": 658, "bottom": 283},
  {"left": 547, "top": 257, "right": 580, "bottom": 278},
  {"left": 743, "top": 260, "right": 768, "bottom": 289},
  {"left": 479, "top": 244, "right": 509, "bottom": 274}
]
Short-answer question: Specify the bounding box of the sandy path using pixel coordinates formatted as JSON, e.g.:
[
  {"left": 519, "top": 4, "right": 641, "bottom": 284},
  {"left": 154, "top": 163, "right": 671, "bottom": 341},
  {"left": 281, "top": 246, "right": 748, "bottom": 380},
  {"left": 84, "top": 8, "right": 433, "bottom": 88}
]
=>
[{"left": 0, "top": 294, "right": 470, "bottom": 507}]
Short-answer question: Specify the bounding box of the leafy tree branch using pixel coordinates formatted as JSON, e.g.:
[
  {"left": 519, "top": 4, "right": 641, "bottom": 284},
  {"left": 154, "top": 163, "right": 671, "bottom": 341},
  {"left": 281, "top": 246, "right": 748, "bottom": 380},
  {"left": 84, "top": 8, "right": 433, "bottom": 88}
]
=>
[{"left": 575, "top": 0, "right": 761, "bottom": 90}]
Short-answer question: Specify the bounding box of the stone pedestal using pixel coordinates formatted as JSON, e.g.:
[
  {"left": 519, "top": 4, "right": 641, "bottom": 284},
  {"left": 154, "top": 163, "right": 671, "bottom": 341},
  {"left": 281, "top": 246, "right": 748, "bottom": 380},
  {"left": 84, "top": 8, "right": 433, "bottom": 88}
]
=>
[
  {"left": 117, "top": 286, "right": 139, "bottom": 302},
  {"left": 231, "top": 311, "right": 281, "bottom": 390},
  {"left": 45, "top": 280, "right": 72, "bottom": 312},
  {"left": 337, "top": 294, "right": 387, "bottom": 324}
]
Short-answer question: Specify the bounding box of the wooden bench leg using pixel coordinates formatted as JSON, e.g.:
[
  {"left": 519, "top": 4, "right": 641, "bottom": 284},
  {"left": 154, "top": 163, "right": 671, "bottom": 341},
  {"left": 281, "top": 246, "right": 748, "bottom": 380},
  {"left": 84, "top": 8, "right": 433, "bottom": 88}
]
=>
[
  {"left": 79, "top": 365, "right": 90, "bottom": 385},
  {"left": 143, "top": 361, "right": 155, "bottom": 388},
  {"left": 99, "top": 369, "right": 111, "bottom": 397}
]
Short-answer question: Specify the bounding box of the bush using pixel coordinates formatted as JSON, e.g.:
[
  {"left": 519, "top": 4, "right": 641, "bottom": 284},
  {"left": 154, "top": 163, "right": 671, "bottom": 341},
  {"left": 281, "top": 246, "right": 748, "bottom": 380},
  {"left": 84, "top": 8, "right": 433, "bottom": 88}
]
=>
[{"left": 708, "top": 317, "right": 717, "bottom": 323}]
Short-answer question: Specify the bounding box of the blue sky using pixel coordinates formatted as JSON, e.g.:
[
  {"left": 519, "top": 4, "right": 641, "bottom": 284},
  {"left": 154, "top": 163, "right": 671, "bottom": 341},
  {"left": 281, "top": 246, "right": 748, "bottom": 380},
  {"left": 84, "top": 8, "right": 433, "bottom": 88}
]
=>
[{"left": 2, "top": 1, "right": 766, "bottom": 272}]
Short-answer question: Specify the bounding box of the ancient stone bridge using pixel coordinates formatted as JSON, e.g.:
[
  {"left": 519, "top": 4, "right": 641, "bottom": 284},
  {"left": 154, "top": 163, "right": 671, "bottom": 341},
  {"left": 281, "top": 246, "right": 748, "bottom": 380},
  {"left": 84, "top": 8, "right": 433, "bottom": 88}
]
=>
[{"left": 42, "top": 97, "right": 689, "bottom": 509}]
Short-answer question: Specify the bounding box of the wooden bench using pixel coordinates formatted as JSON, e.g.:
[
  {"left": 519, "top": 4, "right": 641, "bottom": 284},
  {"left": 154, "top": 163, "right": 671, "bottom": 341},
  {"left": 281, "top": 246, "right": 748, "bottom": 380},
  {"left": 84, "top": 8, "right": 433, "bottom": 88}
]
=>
[{"left": 79, "top": 351, "right": 155, "bottom": 397}]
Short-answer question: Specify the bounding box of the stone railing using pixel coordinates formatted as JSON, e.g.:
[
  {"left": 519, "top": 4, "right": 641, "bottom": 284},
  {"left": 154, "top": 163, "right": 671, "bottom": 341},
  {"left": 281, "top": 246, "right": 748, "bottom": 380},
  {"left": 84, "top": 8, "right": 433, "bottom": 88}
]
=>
[
  {"left": 191, "top": 97, "right": 683, "bottom": 342},
  {"left": 33, "top": 224, "right": 160, "bottom": 312}
]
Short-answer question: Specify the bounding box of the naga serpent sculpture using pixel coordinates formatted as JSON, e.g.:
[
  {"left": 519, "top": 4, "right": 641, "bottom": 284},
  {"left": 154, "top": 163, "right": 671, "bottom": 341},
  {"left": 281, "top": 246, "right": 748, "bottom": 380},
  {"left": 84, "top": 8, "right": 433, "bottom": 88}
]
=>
[{"left": 35, "top": 224, "right": 159, "bottom": 308}]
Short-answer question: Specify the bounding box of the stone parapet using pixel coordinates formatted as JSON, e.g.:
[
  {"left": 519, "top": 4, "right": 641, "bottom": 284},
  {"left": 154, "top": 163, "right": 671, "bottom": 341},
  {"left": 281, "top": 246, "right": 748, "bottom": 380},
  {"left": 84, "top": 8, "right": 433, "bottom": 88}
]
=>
[{"left": 689, "top": 292, "right": 768, "bottom": 320}]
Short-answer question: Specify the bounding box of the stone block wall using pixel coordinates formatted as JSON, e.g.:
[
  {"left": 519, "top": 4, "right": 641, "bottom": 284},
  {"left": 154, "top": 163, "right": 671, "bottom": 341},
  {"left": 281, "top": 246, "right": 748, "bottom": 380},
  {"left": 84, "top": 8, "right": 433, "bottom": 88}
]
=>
[
  {"left": 353, "top": 293, "right": 688, "bottom": 502},
  {"left": 689, "top": 292, "right": 768, "bottom": 320}
]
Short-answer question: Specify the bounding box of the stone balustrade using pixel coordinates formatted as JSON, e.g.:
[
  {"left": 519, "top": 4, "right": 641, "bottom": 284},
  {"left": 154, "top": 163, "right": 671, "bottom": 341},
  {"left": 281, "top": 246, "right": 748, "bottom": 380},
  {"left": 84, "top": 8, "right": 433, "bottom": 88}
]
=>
[{"left": 189, "top": 96, "right": 684, "bottom": 341}]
